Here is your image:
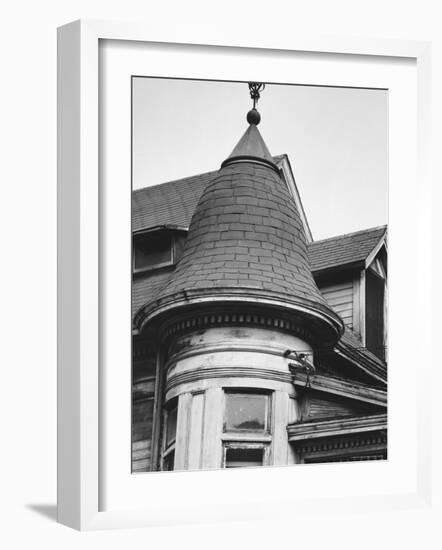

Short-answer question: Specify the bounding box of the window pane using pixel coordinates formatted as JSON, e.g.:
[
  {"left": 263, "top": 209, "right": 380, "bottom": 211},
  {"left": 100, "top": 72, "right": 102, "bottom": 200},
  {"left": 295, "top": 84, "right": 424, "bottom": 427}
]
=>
[
  {"left": 134, "top": 234, "right": 172, "bottom": 270},
  {"left": 225, "top": 393, "right": 268, "bottom": 432},
  {"left": 225, "top": 447, "right": 264, "bottom": 468},
  {"left": 166, "top": 406, "right": 178, "bottom": 447},
  {"left": 163, "top": 450, "right": 175, "bottom": 471}
]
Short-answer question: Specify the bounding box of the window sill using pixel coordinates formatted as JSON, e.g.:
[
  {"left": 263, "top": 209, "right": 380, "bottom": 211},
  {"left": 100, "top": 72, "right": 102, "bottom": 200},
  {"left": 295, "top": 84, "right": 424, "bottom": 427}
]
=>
[{"left": 221, "top": 434, "right": 272, "bottom": 442}]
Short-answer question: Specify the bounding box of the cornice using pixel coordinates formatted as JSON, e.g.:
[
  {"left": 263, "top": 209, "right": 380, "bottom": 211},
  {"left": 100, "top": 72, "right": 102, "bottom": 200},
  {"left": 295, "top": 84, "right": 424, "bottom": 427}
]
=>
[
  {"left": 135, "top": 289, "right": 344, "bottom": 346},
  {"left": 298, "top": 433, "right": 387, "bottom": 458},
  {"left": 287, "top": 413, "right": 387, "bottom": 442},
  {"left": 166, "top": 365, "right": 387, "bottom": 406},
  {"left": 162, "top": 308, "right": 315, "bottom": 344},
  {"left": 334, "top": 341, "right": 387, "bottom": 384},
  {"left": 291, "top": 373, "right": 387, "bottom": 406},
  {"left": 165, "top": 365, "right": 293, "bottom": 393}
]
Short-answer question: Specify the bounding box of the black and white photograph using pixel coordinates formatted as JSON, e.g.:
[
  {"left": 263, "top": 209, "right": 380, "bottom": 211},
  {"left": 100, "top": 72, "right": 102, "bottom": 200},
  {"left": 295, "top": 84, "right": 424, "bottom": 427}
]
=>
[
  {"left": 131, "top": 77, "right": 388, "bottom": 473},
  {"left": 3, "top": 0, "right": 437, "bottom": 540}
]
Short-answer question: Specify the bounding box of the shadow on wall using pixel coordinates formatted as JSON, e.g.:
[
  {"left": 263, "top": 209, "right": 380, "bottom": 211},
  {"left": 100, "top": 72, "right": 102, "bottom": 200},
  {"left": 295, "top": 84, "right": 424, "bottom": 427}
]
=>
[{"left": 25, "top": 503, "right": 57, "bottom": 522}]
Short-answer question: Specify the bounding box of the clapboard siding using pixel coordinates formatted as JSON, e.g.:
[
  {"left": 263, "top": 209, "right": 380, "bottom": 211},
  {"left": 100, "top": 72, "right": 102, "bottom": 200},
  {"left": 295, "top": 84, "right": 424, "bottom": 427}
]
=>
[
  {"left": 132, "top": 395, "right": 154, "bottom": 472},
  {"left": 318, "top": 280, "right": 354, "bottom": 329},
  {"left": 306, "top": 397, "right": 360, "bottom": 419},
  {"left": 132, "top": 345, "right": 157, "bottom": 472},
  {"left": 302, "top": 392, "right": 371, "bottom": 421}
]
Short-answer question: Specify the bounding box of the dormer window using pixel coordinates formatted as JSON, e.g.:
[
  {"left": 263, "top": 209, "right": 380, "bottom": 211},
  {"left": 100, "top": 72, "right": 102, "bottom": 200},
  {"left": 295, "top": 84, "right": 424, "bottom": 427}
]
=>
[
  {"left": 133, "top": 228, "right": 188, "bottom": 274},
  {"left": 133, "top": 232, "right": 173, "bottom": 273}
]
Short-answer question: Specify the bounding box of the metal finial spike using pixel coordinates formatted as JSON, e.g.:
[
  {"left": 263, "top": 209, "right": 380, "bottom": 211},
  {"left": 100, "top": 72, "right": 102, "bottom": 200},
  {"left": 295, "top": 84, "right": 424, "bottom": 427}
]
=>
[
  {"left": 247, "top": 82, "right": 265, "bottom": 125},
  {"left": 248, "top": 82, "right": 265, "bottom": 109}
]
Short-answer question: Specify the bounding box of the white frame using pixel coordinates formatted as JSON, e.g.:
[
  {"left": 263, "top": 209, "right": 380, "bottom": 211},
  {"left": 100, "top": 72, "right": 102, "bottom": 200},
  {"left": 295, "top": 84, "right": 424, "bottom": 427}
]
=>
[{"left": 57, "top": 19, "right": 432, "bottom": 531}]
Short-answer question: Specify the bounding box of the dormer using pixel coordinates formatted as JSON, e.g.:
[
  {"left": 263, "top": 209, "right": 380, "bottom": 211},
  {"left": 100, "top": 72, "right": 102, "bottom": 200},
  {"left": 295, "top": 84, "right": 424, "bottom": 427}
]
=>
[
  {"left": 132, "top": 225, "right": 188, "bottom": 275},
  {"left": 310, "top": 226, "right": 387, "bottom": 361}
]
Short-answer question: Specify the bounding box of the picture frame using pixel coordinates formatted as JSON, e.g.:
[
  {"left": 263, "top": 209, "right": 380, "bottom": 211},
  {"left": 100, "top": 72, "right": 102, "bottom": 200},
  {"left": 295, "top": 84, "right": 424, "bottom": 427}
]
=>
[{"left": 57, "top": 19, "right": 432, "bottom": 531}]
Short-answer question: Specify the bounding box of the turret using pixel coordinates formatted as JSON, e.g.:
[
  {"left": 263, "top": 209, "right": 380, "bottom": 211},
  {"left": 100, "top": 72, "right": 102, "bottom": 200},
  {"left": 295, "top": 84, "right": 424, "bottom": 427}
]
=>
[{"left": 135, "top": 84, "right": 344, "bottom": 470}]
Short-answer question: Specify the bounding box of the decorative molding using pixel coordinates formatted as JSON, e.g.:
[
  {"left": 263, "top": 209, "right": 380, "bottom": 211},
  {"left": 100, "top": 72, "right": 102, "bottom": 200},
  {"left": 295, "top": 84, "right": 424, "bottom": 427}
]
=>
[
  {"left": 164, "top": 340, "right": 311, "bottom": 373},
  {"left": 135, "top": 287, "right": 344, "bottom": 346},
  {"left": 162, "top": 310, "right": 315, "bottom": 343},
  {"left": 291, "top": 373, "right": 386, "bottom": 406},
  {"left": 287, "top": 413, "right": 387, "bottom": 442},
  {"left": 298, "top": 432, "right": 387, "bottom": 458},
  {"left": 333, "top": 345, "right": 387, "bottom": 384},
  {"left": 166, "top": 365, "right": 294, "bottom": 393},
  {"left": 166, "top": 366, "right": 387, "bottom": 406},
  {"left": 365, "top": 233, "right": 387, "bottom": 270}
]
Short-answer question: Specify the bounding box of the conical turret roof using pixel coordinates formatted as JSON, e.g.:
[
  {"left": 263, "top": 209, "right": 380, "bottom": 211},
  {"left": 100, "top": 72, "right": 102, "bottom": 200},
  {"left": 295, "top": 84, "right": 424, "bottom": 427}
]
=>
[
  {"left": 136, "top": 117, "right": 344, "bottom": 346},
  {"left": 221, "top": 123, "right": 276, "bottom": 169}
]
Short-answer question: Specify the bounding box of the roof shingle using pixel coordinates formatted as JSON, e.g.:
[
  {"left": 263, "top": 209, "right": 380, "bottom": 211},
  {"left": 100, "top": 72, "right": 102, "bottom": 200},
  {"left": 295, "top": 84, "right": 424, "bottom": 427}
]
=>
[
  {"left": 155, "top": 161, "right": 327, "bottom": 305},
  {"left": 132, "top": 171, "right": 215, "bottom": 232},
  {"left": 308, "top": 226, "right": 387, "bottom": 273},
  {"left": 133, "top": 171, "right": 387, "bottom": 274},
  {"left": 135, "top": 123, "right": 344, "bottom": 346}
]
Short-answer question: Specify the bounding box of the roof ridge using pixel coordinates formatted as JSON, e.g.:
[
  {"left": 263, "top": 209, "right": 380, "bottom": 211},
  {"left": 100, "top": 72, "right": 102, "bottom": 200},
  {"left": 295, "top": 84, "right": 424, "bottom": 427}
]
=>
[{"left": 310, "top": 225, "right": 387, "bottom": 246}]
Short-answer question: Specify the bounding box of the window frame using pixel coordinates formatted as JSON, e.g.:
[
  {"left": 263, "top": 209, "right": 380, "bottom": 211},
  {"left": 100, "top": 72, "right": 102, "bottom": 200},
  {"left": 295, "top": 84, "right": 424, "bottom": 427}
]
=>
[
  {"left": 222, "top": 389, "right": 272, "bottom": 436},
  {"left": 132, "top": 230, "right": 175, "bottom": 274},
  {"left": 222, "top": 441, "right": 271, "bottom": 468},
  {"left": 160, "top": 399, "right": 178, "bottom": 471}
]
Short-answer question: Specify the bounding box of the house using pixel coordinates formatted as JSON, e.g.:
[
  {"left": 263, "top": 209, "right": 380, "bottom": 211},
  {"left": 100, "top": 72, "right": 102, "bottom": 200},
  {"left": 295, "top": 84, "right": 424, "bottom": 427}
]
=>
[{"left": 131, "top": 105, "right": 387, "bottom": 472}]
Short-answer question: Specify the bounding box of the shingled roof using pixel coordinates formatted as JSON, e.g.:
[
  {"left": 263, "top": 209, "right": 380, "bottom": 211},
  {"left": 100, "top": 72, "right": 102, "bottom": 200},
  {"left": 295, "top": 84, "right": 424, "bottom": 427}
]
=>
[
  {"left": 132, "top": 155, "right": 286, "bottom": 233},
  {"left": 131, "top": 164, "right": 386, "bottom": 382},
  {"left": 135, "top": 122, "right": 343, "bottom": 346},
  {"left": 132, "top": 171, "right": 215, "bottom": 232},
  {"left": 133, "top": 173, "right": 386, "bottom": 275},
  {"left": 309, "top": 226, "right": 387, "bottom": 274},
  {"left": 133, "top": 269, "right": 173, "bottom": 316}
]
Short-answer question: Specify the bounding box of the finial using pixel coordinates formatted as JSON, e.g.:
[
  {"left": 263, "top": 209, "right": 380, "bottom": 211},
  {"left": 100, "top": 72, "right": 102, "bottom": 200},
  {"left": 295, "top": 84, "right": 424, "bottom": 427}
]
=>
[{"left": 247, "top": 82, "right": 265, "bottom": 125}]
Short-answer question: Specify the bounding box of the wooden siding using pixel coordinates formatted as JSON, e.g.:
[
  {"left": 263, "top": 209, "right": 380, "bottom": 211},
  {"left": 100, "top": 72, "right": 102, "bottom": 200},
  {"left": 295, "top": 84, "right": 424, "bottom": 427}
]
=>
[
  {"left": 132, "top": 355, "right": 157, "bottom": 472},
  {"left": 132, "top": 396, "right": 154, "bottom": 472},
  {"left": 300, "top": 391, "right": 373, "bottom": 421},
  {"left": 318, "top": 279, "right": 354, "bottom": 329}
]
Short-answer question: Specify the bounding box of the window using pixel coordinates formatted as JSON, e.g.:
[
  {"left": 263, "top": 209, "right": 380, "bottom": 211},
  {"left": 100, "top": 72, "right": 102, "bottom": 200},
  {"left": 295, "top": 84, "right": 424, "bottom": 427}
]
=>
[
  {"left": 163, "top": 449, "right": 175, "bottom": 471},
  {"left": 133, "top": 233, "right": 173, "bottom": 272},
  {"left": 222, "top": 390, "right": 272, "bottom": 469},
  {"left": 224, "top": 391, "right": 270, "bottom": 434},
  {"left": 225, "top": 446, "right": 265, "bottom": 468},
  {"left": 165, "top": 403, "right": 178, "bottom": 447},
  {"left": 161, "top": 400, "right": 178, "bottom": 471}
]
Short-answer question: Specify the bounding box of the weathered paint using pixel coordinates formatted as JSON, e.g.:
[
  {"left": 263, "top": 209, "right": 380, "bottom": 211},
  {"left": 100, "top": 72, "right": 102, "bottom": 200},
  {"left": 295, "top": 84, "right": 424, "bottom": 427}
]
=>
[{"left": 162, "top": 326, "right": 309, "bottom": 469}]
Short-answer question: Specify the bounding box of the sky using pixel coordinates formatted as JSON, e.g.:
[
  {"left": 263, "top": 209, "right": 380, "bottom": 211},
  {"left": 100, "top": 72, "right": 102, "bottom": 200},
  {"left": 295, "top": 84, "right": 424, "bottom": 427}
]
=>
[{"left": 132, "top": 77, "right": 388, "bottom": 241}]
